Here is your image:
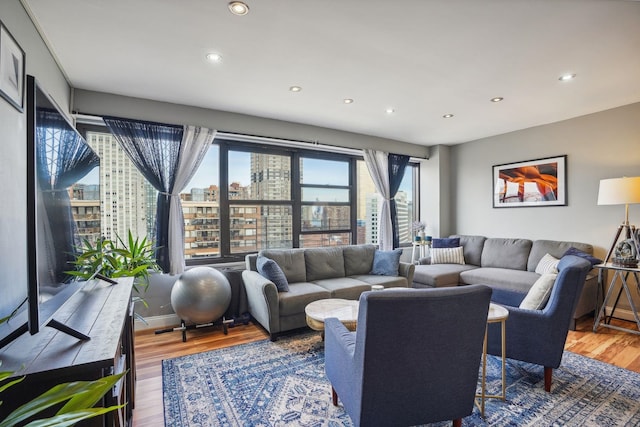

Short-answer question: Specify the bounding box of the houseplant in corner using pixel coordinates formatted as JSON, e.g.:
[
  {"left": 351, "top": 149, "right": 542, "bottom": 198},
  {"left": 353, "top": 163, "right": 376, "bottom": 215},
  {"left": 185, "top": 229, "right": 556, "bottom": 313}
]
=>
[{"left": 67, "top": 230, "right": 161, "bottom": 321}]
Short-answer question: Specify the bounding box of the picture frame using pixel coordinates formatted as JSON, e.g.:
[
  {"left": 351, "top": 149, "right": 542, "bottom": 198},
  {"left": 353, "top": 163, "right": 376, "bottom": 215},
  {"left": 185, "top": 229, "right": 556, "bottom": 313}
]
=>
[
  {"left": 0, "top": 20, "right": 25, "bottom": 112},
  {"left": 493, "top": 155, "right": 567, "bottom": 208}
]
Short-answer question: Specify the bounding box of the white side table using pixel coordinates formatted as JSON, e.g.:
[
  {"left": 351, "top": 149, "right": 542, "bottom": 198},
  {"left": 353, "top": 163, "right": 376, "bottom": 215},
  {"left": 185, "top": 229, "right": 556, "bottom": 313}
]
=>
[
  {"left": 476, "top": 303, "right": 509, "bottom": 417},
  {"left": 411, "top": 240, "right": 431, "bottom": 263}
]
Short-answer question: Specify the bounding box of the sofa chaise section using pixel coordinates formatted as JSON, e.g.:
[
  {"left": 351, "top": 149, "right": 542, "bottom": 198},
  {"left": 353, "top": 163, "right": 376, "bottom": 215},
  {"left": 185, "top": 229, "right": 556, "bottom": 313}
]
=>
[{"left": 413, "top": 235, "right": 599, "bottom": 328}]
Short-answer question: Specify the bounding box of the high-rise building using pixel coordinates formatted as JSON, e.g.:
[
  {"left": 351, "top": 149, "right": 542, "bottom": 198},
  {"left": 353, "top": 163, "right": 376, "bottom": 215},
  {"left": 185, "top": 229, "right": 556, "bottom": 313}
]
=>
[{"left": 85, "top": 132, "right": 154, "bottom": 241}]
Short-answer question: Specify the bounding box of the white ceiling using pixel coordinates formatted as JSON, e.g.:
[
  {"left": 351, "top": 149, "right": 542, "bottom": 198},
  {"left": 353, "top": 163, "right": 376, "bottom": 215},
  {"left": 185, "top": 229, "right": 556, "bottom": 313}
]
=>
[{"left": 22, "top": 0, "right": 640, "bottom": 147}]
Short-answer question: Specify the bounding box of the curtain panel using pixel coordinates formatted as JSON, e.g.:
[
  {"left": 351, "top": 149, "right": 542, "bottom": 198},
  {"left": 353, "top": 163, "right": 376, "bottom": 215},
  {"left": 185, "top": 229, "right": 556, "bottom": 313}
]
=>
[
  {"left": 37, "top": 109, "right": 100, "bottom": 282},
  {"left": 363, "top": 149, "right": 393, "bottom": 250},
  {"left": 388, "top": 153, "right": 410, "bottom": 248},
  {"left": 103, "top": 117, "right": 182, "bottom": 273},
  {"left": 168, "top": 126, "right": 217, "bottom": 274},
  {"left": 104, "top": 117, "right": 216, "bottom": 274}
]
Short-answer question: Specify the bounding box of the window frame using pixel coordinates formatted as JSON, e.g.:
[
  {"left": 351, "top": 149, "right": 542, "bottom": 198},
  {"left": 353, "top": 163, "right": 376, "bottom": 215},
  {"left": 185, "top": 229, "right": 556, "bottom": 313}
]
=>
[{"left": 77, "top": 126, "right": 420, "bottom": 265}]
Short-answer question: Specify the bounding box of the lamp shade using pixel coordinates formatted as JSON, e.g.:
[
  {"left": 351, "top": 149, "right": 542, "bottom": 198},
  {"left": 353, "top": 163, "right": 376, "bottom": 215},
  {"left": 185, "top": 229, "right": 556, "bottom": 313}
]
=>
[{"left": 597, "top": 177, "right": 640, "bottom": 205}]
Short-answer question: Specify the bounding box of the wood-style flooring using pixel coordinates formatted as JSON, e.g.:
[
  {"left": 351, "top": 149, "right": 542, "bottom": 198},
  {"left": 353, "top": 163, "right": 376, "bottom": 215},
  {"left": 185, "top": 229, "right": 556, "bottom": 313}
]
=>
[{"left": 132, "top": 316, "right": 640, "bottom": 427}]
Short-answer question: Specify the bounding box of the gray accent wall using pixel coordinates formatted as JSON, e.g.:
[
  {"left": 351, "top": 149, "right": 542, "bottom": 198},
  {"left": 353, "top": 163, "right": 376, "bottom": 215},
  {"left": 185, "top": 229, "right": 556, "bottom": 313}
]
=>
[
  {"left": 0, "top": 0, "right": 70, "bottom": 320},
  {"left": 451, "top": 102, "right": 640, "bottom": 259},
  {"left": 450, "top": 103, "right": 640, "bottom": 314}
]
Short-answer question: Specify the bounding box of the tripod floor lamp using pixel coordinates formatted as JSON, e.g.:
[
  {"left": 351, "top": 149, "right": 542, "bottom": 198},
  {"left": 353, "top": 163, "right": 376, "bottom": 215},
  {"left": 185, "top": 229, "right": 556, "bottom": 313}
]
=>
[{"left": 597, "top": 176, "right": 640, "bottom": 267}]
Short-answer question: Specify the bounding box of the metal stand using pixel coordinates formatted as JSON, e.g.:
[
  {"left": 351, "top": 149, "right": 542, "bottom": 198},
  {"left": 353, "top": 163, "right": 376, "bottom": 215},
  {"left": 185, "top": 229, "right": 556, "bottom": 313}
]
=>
[
  {"left": 154, "top": 313, "right": 251, "bottom": 342},
  {"left": 593, "top": 264, "right": 640, "bottom": 335}
]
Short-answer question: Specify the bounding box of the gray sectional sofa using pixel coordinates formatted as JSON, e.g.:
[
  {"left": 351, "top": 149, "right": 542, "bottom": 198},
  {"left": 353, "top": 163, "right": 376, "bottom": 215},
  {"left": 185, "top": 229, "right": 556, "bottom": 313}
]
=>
[
  {"left": 242, "top": 244, "right": 415, "bottom": 340},
  {"left": 413, "top": 235, "right": 598, "bottom": 328}
]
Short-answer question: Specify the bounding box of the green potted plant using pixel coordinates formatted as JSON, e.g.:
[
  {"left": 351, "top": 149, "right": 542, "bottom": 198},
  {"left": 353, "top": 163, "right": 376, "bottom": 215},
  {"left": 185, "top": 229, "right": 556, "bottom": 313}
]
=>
[{"left": 67, "top": 230, "right": 161, "bottom": 321}]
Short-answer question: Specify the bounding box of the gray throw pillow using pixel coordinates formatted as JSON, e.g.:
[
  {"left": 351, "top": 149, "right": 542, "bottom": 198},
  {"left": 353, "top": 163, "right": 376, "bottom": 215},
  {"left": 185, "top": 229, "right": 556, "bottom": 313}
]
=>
[
  {"left": 256, "top": 255, "right": 289, "bottom": 292},
  {"left": 370, "top": 249, "right": 402, "bottom": 276}
]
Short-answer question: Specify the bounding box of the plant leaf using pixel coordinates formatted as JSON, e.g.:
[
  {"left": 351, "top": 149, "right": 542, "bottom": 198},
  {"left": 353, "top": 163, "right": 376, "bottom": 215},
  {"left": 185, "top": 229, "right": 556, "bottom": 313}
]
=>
[
  {"left": 23, "top": 406, "right": 125, "bottom": 427},
  {"left": 0, "top": 373, "right": 124, "bottom": 427}
]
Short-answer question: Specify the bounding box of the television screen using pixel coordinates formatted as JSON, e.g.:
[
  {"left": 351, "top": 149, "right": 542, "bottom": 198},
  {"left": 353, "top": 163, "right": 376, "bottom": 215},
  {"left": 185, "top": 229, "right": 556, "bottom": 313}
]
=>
[{"left": 26, "top": 75, "right": 100, "bottom": 337}]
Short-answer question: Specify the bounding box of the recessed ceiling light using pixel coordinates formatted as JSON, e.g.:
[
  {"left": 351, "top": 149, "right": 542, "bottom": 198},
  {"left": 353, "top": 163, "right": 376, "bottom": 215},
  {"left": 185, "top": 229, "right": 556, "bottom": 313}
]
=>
[
  {"left": 343, "top": 98, "right": 354, "bottom": 104},
  {"left": 205, "top": 53, "right": 222, "bottom": 62},
  {"left": 289, "top": 86, "right": 302, "bottom": 92},
  {"left": 559, "top": 73, "right": 576, "bottom": 81},
  {"left": 385, "top": 108, "right": 395, "bottom": 114},
  {"left": 443, "top": 114, "right": 454, "bottom": 118},
  {"left": 490, "top": 97, "right": 504, "bottom": 103},
  {"left": 228, "top": 1, "right": 249, "bottom": 15}
]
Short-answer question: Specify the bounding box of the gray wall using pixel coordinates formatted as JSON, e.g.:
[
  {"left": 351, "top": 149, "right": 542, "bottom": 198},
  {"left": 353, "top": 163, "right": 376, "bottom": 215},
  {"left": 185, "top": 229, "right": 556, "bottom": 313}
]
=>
[
  {"left": 0, "top": 0, "right": 70, "bottom": 320},
  {"left": 450, "top": 102, "right": 640, "bottom": 260}
]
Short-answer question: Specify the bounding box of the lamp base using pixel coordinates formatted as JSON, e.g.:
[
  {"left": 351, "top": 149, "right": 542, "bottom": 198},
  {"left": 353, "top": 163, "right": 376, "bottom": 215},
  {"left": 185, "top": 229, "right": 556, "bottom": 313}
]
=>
[{"left": 611, "top": 257, "right": 638, "bottom": 268}]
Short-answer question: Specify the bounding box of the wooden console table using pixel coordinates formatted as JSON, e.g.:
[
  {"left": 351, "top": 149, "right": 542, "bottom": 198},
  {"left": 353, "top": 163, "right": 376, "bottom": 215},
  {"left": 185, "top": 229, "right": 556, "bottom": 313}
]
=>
[
  {"left": 593, "top": 263, "right": 640, "bottom": 335},
  {"left": 0, "top": 277, "right": 135, "bottom": 426}
]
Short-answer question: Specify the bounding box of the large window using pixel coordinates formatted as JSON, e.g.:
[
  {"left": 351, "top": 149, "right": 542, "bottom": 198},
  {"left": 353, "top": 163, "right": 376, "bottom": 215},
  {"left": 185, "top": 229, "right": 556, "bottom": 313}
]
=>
[{"left": 80, "top": 130, "right": 419, "bottom": 263}]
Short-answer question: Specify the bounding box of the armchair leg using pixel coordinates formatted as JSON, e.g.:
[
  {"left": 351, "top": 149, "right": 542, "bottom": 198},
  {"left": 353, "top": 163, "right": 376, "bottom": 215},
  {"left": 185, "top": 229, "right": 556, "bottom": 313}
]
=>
[
  {"left": 544, "top": 367, "right": 553, "bottom": 392},
  {"left": 453, "top": 419, "right": 462, "bottom": 427},
  {"left": 331, "top": 387, "right": 338, "bottom": 406}
]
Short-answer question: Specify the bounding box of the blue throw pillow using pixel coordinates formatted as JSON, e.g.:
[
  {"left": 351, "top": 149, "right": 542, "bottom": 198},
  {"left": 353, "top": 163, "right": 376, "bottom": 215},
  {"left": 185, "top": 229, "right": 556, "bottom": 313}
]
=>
[
  {"left": 432, "top": 237, "right": 460, "bottom": 249},
  {"left": 256, "top": 255, "right": 290, "bottom": 292},
  {"left": 563, "top": 247, "right": 603, "bottom": 267},
  {"left": 370, "top": 249, "right": 402, "bottom": 276}
]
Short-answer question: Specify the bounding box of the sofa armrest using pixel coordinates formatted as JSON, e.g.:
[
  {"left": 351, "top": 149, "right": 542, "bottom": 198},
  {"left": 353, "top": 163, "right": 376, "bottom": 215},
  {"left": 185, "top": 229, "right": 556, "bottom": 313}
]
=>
[
  {"left": 241, "top": 270, "right": 280, "bottom": 335},
  {"left": 399, "top": 262, "right": 415, "bottom": 285}
]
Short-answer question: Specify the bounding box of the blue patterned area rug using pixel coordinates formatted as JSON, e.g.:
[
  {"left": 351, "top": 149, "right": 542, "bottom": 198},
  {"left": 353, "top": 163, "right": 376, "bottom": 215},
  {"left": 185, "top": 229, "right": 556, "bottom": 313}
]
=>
[{"left": 162, "top": 332, "right": 640, "bottom": 426}]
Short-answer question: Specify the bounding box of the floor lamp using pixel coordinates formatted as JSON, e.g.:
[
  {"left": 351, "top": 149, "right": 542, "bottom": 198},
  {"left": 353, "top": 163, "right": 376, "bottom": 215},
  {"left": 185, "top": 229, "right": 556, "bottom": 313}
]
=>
[{"left": 597, "top": 176, "right": 640, "bottom": 265}]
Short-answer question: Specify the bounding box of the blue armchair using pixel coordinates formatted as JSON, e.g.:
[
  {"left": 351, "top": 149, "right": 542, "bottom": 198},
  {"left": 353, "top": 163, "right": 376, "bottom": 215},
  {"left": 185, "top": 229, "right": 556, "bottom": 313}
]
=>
[
  {"left": 324, "top": 285, "right": 492, "bottom": 427},
  {"left": 487, "top": 254, "right": 591, "bottom": 392}
]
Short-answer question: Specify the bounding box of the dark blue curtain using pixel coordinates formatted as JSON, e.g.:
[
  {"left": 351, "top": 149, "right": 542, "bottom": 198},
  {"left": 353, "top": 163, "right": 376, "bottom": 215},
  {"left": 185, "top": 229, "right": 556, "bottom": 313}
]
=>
[
  {"left": 103, "top": 117, "right": 183, "bottom": 273},
  {"left": 37, "top": 109, "right": 100, "bottom": 282},
  {"left": 388, "top": 153, "right": 410, "bottom": 249}
]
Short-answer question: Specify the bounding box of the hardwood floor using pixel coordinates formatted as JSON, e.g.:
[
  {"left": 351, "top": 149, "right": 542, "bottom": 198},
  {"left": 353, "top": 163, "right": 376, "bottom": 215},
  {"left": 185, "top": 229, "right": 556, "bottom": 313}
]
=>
[{"left": 131, "top": 316, "right": 640, "bottom": 427}]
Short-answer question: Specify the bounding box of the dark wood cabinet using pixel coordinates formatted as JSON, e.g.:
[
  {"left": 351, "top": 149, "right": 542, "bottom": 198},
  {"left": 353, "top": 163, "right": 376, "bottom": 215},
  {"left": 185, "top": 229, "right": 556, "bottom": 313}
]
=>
[{"left": 0, "top": 278, "right": 135, "bottom": 426}]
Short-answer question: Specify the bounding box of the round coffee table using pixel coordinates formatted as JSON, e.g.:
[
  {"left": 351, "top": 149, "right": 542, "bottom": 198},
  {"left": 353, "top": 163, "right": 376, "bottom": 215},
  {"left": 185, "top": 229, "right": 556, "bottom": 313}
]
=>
[{"left": 305, "top": 299, "right": 359, "bottom": 336}]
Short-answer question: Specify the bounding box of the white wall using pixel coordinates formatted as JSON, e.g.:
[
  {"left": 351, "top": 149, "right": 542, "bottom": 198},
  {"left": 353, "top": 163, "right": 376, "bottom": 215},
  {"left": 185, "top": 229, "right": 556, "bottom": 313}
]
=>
[
  {"left": 0, "top": 0, "right": 70, "bottom": 319},
  {"left": 451, "top": 102, "right": 640, "bottom": 260}
]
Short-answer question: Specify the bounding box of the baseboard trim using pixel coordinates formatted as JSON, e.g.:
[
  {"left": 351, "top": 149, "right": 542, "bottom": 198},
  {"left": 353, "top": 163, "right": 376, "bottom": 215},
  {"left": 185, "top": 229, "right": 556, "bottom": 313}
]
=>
[
  {"left": 604, "top": 306, "right": 639, "bottom": 323},
  {"left": 135, "top": 314, "right": 180, "bottom": 331}
]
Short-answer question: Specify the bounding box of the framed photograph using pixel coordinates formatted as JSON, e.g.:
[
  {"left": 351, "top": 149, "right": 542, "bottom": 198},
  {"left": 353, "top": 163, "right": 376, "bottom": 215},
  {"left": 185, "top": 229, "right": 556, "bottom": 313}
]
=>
[
  {"left": 0, "top": 21, "right": 25, "bottom": 112},
  {"left": 493, "top": 155, "right": 567, "bottom": 208}
]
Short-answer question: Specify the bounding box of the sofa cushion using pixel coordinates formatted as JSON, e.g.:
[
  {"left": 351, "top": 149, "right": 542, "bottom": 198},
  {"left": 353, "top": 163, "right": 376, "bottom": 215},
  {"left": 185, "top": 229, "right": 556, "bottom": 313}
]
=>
[
  {"left": 432, "top": 237, "right": 460, "bottom": 248},
  {"left": 519, "top": 273, "right": 557, "bottom": 310},
  {"left": 412, "top": 264, "right": 477, "bottom": 287},
  {"left": 563, "top": 247, "right": 603, "bottom": 267},
  {"left": 527, "top": 239, "right": 594, "bottom": 272},
  {"left": 481, "top": 238, "right": 532, "bottom": 270},
  {"left": 370, "top": 249, "right": 402, "bottom": 276},
  {"left": 312, "top": 277, "right": 372, "bottom": 300},
  {"left": 535, "top": 253, "right": 560, "bottom": 274},
  {"left": 259, "top": 249, "right": 307, "bottom": 283},
  {"left": 305, "top": 247, "right": 346, "bottom": 281},
  {"left": 459, "top": 267, "right": 539, "bottom": 293},
  {"left": 343, "top": 244, "right": 376, "bottom": 276},
  {"left": 277, "top": 282, "right": 331, "bottom": 316},
  {"left": 256, "top": 255, "right": 289, "bottom": 292},
  {"left": 431, "top": 246, "right": 465, "bottom": 265},
  {"left": 451, "top": 235, "right": 487, "bottom": 266}
]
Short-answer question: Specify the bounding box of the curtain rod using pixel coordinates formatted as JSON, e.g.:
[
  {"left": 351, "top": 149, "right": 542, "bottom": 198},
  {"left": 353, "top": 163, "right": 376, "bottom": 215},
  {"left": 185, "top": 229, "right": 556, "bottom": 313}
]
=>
[{"left": 72, "top": 114, "right": 426, "bottom": 161}]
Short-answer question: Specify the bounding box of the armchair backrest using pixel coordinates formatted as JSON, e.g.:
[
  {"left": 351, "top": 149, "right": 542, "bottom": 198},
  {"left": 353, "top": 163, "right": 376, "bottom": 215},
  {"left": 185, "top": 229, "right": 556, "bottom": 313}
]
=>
[{"left": 351, "top": 285, "right": 492, "bottom": 426}]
